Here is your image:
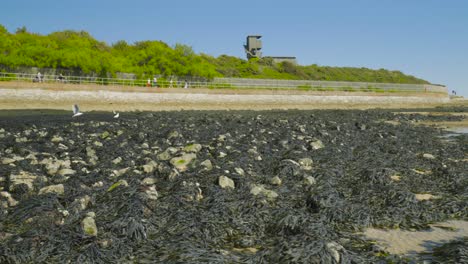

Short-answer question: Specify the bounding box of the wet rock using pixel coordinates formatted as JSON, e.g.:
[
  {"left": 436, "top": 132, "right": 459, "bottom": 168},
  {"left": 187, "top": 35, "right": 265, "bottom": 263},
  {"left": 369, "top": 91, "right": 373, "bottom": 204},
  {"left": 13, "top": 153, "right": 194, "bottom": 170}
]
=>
[
  {"left": 200, "top": 159, "right": 213, "bottom": 171},
  {"left": 9, "top": 171, "right": 38, "bottom": 191},
  {"left": 298, "top": 158, "right": 314, "bottom": 171},
  {"left": 82, "top": 213, "right": 98, "bottom": 237},
  {"left": 270, "top": 176, "right": 282, "bottom": 186},
  {"left": 234, "top": 167, "right": 245, "bottom": 176},
  {"left": 141, "top": 177, "right": 157, "bottom": 185},
  {"left": 303, "top": 176, "right": 317, "bottom": 186},
  {"left": 326, "top": 242, "right": 344, "bottom": 263},
  {"left": 250, "top": 185, "right": 278, "bottom": 201},
  {"left": 100, "top": 131, "right": 110, "bottom": 139},
  {"left": 2, "top": 158, "right": 16, "bottom": 165},
  {"left": 51, "top": 135, "right": 64, "bottom": 143},
  {"left": 0, "top": 191, "right": 18, "bottom": 207},
  {"left": 112, "top": 167, "right": 130, "bottom": 178},
  {"left": 423, "top": 153, "right": 436, "bottom": 160},
  {"left": 218, "top": 152, "right": 227, "bottom": 158},
  {"left": 167, "top": 130, "right": 180, "bottom": 139},
  {"left": 142, "top": 160, "right": 158, "bottom": 173},
  {"left": 94, "top": 141, "right": 103, "bottom": 147},
  {"left": 390, "top": 175, "right": 401, "bottom": 182},
  {"left": 57, "top": 168, "right": 76, "bottom": 176},
  {"left": 58, "top": 143, "right": 68, "bottom": 150},
  {"left": 415, "top": 193, "right": 439, "bottom": 201},
  {"left": 183, "top": 143, "right": 202, "bottom": 153},
  {"left": 39, "top": 184, "right": 65, "bottom": 195},
  {"left": 157, "top": 150, "right": 172, "bottom": 161},
  {"left": 170, "top": 153, "right": 196, "bottom": 172},
  {"left": 219, "top": 176, "right": 235, "bottom": 189},
  {"left": 310, "top": 139, "right": 325, "bottom": 150},
  {"left": 112, "top": 157, "right": 122, "bottom": 164},
  {"left": 144, "top": 185, "right": 159, "bottom": 200}
]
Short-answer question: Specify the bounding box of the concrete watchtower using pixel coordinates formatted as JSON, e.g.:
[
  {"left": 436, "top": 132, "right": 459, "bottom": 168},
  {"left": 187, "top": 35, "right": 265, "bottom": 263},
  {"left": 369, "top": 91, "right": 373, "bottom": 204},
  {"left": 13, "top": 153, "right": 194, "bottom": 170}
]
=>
[{"left": 244, "top": 35, "right": 262, "bottom": 59}]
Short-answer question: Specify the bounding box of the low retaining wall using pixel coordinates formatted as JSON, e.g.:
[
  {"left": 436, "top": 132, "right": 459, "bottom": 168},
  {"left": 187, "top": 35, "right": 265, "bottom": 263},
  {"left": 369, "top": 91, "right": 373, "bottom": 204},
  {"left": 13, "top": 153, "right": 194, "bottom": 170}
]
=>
[{"left": 0, "top": 88, "right": 451, "bottom": 111}]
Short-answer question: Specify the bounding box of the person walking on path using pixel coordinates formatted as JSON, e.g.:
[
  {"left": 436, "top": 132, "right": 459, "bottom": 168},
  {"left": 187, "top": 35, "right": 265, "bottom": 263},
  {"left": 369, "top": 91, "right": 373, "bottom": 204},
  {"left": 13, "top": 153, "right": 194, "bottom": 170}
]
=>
[
  {"left": 147, "top": 79, "right": 151, "bottom": 87},
  {"left": 169, "top": 78, "right": 173, "bottom": 88},
  {"left": 153, "top": 77, "right": 158, "bottom": 88},
  {"left": 184, "top": 80, "right": 188, "bottom": 89}
]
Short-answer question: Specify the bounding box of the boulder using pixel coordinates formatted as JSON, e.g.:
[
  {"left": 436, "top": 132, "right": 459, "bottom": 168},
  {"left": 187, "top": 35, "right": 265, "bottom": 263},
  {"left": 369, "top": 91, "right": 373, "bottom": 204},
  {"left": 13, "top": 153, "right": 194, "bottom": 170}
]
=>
[
  {"left": 298, "top": 158, "right": 314, "bottom": 171},
  {"left": 270, "top": 176, "right": 282, "bottom": 186},
  {"left": 218, "top": 176, "right": 235, "bottom": 189},
  {"left": 39, "top": 184, "right": 65, "bottom": 195},
  {"left": 310, "top": 140, "right": 325, "bottom": 150},
  {"left": 9, "top": 171, "right": 38, "bottom": 191},
  {"left": 200, "top": 159, "right": 213, "bottom": 171},
  {"left": 183, "top": 143, "right": 202, "bottom": 153},
  {"left": 170, "top": 153, "right": 196, "bottom": 172},
  {"left": 82, "top": 215, "right": 98, "bottom": 237}
]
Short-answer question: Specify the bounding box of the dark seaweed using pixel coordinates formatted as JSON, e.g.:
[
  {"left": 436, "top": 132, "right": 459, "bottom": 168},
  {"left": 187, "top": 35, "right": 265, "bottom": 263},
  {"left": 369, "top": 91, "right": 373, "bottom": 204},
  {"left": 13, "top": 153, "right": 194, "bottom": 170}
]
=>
[{"left": 0, "top": 108, "right": 466, "bottom": 263}]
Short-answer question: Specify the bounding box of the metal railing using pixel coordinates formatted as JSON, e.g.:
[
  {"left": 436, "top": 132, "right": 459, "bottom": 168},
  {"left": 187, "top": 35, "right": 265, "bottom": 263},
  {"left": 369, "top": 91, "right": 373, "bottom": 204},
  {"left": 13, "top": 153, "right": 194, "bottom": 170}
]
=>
[{"left": 0, "top": 72, "right": 448, "bottom": 93}]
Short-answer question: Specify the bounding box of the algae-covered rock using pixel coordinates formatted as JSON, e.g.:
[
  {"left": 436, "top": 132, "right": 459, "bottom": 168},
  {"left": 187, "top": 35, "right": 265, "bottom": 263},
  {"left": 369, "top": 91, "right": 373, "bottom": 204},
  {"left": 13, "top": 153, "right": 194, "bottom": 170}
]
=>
[
  {"left": 219, "top": 176, "right": 235, "bottom": 189},
  {"left": 170, "top": 153, "right": 196, "bottom": 172},
  {"left": 39, "top": 184, "right": 65, "bottom": 195}
]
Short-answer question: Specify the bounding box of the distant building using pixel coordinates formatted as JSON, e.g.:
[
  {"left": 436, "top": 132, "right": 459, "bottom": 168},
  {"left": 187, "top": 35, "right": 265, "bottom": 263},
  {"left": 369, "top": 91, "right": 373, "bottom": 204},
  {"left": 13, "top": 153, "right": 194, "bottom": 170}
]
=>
[
  {"left": 244, "top": 35, "right": 296, "bottom": 64},
  {"left": 244, "top": 35, "right": 263, "bottom": 59}
]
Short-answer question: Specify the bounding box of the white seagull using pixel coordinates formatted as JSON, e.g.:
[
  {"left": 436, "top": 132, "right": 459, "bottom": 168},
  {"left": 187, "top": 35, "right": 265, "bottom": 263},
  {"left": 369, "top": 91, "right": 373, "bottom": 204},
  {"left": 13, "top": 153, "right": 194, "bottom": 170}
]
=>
[
  {"left": 72, "top": 104, "right": 83, "bottom": 117},
  {"left": 113, "top": 110, "right": 119, "bottom": 118}
]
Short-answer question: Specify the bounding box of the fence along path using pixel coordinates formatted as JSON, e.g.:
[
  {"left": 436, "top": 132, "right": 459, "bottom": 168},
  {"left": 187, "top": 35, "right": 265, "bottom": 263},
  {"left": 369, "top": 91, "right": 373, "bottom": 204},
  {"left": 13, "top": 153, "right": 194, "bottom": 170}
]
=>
[{"left": 0, "top": 72, "right": 447, "bottom": 93}]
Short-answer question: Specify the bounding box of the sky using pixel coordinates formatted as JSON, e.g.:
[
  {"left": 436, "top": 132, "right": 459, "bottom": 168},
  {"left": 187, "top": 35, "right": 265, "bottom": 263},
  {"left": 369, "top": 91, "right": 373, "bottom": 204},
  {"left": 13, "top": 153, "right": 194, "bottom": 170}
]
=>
[{"left": 1, "top": 0, "right": 467, "bottom": 96}]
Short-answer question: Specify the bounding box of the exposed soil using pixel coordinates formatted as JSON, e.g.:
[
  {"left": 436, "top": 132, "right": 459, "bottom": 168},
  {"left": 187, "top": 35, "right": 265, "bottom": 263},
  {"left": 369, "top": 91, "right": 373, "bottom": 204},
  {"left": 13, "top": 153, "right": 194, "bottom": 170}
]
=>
[{"left": 0, "top": 106, "right": 467, "bottom": 263}]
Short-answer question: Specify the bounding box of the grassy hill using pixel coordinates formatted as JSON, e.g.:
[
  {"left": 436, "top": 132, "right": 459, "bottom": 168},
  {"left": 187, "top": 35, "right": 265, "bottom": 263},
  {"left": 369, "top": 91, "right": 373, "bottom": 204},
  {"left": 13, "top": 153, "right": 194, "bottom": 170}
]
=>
[{"left": 0, "top": 25, "right": 429, "bottom": 84}]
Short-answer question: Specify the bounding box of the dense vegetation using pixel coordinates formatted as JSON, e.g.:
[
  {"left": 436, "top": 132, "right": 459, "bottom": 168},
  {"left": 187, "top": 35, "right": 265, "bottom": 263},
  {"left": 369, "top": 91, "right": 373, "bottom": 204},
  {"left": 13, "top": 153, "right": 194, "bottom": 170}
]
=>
[{"left": 0, "top": 25, "right": 429, "bottom": 83}]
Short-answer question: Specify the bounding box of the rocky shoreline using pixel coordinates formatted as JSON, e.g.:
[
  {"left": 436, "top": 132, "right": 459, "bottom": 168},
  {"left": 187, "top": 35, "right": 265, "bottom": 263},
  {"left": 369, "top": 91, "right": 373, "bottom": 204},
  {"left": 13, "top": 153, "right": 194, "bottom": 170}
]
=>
[{"left": 0, "top": 108, "right": 467, "bottom": 263}]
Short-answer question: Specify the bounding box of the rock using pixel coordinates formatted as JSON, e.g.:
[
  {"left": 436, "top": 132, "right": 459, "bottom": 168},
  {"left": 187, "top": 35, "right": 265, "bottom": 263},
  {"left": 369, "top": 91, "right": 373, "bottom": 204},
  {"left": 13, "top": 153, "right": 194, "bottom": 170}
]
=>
[
  {"left": 112, "top": 157, "right": 122, "bottom": 164},
  {"left": 250, "top": 185, "right": 278, "bottom": 201},
  {"left": 107, "top": 180, "right": 128, "bottom": 192},
  {"left": 270, "top": 176, "right": 282, "bottom": 186},
  {"left": 326, "top": 242, "right": 344, "bottom": 263},
  {"left": 423, "top": 153, "right": 436, "bottom": 160},
  {"left": 58, "top": 143, "right": 68, "bottom": 150},
  {"left": 183, "top": 143, "right": 202, "bottom": 153},
  {"left": 0, "top": 191, "right": 19, "bottom": 207},
  {"left": 415, "top": 193, "right": 439, "bottom": 201},
  {"left": 9, "top": 171, "right": 38, "bottom": 191},
  {"left": 145, "top": 185, "right": 159, "bottom": 200},
  {"left": 390, "top": 175, "right": 401, "bottom": 182},
  {"left": 303, "top": 176, "right": 317, "bottom": 186},
  {"left": 15, "top": 137, "right": 28, "bottom": 143},
  {"left": 200, "top": 159, "right": 213, "bottom": 171},
  {"left": 39, "top": 184, "right": 65, "bottom": 195},
  {"left": 218, "top": 176, "right": 235, "bottom": 189},
  {"left": 142, "top": 160, "right": 158, "bottom": 173},
  {"left": 82, "top": 216, "right": 98, "bottom": 237},
  {"left": 92, "top": 181, "right": 104, "bottom": 188},
  {"left": 170, "top": 153, "right": 196, "bottom": 172},
  {"left": 100, "top": 131, "right": 110, "bottom": 139},
  {"left": 298, "top": 158, "right": 313, "bottom": 171},
  {"left": 157, "top": 150, "right": 172, "bottom": 161},
  {"left": 2, "top": 158, "right": 16, "bottom": 165},
  {"left": 310, "top": 140, "right": 325, "bottom": 150},
  {"left": 168, "top": 130, "right": 180, "bottom": 139},
  {"left": 75, "top": 195, "right": 92, "bottom": 210},
  {"left": 51, "top": 135, "right": 64, "bottom": 143},
  {"left": 94, "top": 141, "right": 103, "bottom": 147},
  {"left": 141, "top": 143, "right": 149, "bottom": 149},
  {"left": 141, "top": 177, "right": 157, "bottom": 186},
  {"left": 57, "top": 168, "right": 76, "bottom": 176},
  {"left": 112, "top": 167, "right": 130, "bottom": 178},
  {"left": 218, "top": 152, "right": 227, "bottom": 158},
  {"left": 234, "top": 167, "right": 245, "bottom": 176}
]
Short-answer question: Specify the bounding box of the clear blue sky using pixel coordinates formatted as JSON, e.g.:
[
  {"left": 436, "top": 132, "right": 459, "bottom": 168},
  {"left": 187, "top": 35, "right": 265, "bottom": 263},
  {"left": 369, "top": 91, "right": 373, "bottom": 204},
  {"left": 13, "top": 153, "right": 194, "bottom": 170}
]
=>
[{"left": 1, "top": 0, "right": 467, "bottom": 96}]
